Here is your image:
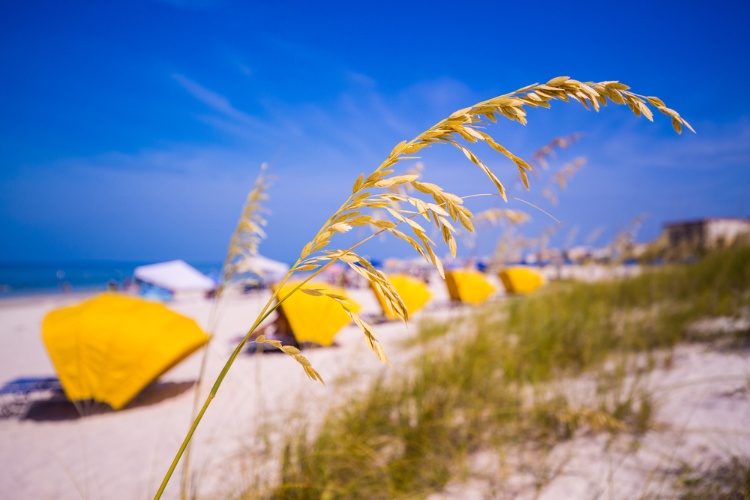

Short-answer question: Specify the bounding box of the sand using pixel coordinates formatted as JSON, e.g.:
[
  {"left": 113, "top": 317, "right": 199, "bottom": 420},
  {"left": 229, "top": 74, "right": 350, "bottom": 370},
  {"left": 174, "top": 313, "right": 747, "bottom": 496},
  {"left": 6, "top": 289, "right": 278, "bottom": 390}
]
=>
[
  {"left": 431, "top": 342, "right": 750, "bottom": 499},
  {"left": 0, "top": 275, "right": 748, "bottom": 499}
]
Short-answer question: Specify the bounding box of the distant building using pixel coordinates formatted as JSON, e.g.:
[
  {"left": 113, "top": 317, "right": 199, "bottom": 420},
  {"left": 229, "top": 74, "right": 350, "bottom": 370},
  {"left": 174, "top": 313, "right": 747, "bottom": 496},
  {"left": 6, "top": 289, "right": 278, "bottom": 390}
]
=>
[{"left": 663, "top": 218, "right": 750, "bottom": 249}]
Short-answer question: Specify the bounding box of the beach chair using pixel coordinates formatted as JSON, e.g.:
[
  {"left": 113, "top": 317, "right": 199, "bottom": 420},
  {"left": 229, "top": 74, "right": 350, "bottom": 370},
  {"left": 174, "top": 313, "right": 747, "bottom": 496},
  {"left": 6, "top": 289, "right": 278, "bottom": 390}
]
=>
[
  {"left": 444, "top": 269, "right": 496, "bottom": 305},
  {"left": 0, "top": 376, "right": 64, "bottom": 418}
]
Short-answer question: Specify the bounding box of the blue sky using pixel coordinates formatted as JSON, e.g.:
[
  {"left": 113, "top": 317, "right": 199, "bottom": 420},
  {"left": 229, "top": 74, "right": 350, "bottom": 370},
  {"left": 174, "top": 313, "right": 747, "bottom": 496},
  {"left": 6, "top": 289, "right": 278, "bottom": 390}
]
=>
[{"left": 1, "top": 0, "right": 749, "bottom": 265}]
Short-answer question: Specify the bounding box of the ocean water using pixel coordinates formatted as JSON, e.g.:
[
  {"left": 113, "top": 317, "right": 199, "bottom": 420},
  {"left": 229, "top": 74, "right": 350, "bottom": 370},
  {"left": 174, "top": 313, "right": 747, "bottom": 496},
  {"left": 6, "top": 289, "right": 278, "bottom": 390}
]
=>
[{"left": 0, "top": 261, "right": 223, "bottom": 297}]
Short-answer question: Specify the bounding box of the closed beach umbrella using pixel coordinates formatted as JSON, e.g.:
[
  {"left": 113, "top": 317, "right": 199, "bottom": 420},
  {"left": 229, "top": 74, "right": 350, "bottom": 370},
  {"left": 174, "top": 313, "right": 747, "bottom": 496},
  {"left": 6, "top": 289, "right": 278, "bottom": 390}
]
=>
[
  {"left": 498, "top": 266, "right": 546, "bottom": 294},
  {"left": 41, "top": 294, "right": 209, "bottom": 410},
  {"left": 370, "top": 274, "right": 432, "bottom": 320},
  {"left": 444, "top": 269, "right": 496, "bottom": 305},
  {"left": 273, "top": 282, "right": 361, "bottom": 346}
]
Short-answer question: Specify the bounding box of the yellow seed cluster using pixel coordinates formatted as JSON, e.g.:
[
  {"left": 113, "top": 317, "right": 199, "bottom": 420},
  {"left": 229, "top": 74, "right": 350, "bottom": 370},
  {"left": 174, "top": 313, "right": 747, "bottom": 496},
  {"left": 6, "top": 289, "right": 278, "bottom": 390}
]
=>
[
  {"left": 473, "top": 208, "right": 531, "bottom": 227},
  {"left": 221, "top": 164, "right": 274, "bottom": 285},
  {"left": 530, "top": 133, "right": 585, "bottom": 172}
]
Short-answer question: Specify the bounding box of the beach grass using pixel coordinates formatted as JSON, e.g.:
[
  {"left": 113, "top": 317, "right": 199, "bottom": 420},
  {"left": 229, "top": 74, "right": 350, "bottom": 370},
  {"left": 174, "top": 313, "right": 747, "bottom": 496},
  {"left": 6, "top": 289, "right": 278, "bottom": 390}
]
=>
[
  {"left": 261, "top": 245, "right": 750, "bottom": 499},
  {"left": 676, "top": 456, "right": 750, "bottom": 499}
]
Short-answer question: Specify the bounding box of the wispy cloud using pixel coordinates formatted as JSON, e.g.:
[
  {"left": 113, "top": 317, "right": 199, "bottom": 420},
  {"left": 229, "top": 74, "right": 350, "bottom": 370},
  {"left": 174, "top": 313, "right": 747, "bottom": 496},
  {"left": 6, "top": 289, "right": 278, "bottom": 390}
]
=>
[
  {"left": 170, "top": 72, "right": 478, "bottom": 172},
  {"left": 575, "top": 118, "right": 750, "bottom": 177},
  {"left": 345, "top": 71, "right": 376, "bottom": 88},
  {"left": 172, "top": 72, "right": 297, "bottom": 145},
  {"left": 172, "top": 73, "right": 256, "bottom": 125}
]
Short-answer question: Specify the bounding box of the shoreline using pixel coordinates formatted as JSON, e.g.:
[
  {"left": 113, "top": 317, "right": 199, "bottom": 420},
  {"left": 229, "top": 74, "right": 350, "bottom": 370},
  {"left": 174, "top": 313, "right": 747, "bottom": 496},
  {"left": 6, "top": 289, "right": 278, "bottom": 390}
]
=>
[{"left": 0, "top": 289, "right": 103, "bottom": 307}]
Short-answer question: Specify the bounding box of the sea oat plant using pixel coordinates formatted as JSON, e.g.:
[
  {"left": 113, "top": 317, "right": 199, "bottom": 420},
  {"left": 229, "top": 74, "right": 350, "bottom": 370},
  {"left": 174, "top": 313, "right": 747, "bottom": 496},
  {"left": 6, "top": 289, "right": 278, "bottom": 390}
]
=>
[
  {"left": 528, "top": 132, "right": 584, "bottom": 174},
  {"left": 155, "top": 76, "right": 693, "bottom": 498},
  {"left": 220, "top": 164, "right": 275, "bottom": 286},
  {"left": 180, "top": 164, "right": 275, "bottom": 498},
  {"left": 485, "top": 133, "right": 586, "bottom": 267},
  {"left": 459, "top": 207, "right": 531, "bottom": 264},
  {"left": 541, "top": 156, "right": 587, "bottom": 205}
]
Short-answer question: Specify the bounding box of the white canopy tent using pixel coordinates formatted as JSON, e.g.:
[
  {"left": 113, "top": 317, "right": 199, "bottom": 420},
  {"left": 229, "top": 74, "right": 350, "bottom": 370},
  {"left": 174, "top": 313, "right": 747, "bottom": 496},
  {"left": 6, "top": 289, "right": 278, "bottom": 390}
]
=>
[{"left": 134, "top": 260, "right": 215, "bottom": 297}]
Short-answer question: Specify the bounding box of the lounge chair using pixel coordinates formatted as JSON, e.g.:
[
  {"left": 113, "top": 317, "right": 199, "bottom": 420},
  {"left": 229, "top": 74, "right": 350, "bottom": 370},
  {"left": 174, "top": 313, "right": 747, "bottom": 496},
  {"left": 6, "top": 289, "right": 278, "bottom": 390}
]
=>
[{"left": 0, "top": 376, "right": 64, "bottom": 418}]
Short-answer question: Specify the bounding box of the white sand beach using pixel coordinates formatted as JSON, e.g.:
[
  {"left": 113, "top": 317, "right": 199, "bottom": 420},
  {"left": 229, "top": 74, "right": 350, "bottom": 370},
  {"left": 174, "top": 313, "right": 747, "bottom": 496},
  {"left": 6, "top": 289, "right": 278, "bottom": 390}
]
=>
[{"left": 0, "top": 276, "right": 748, "bottom": 499}]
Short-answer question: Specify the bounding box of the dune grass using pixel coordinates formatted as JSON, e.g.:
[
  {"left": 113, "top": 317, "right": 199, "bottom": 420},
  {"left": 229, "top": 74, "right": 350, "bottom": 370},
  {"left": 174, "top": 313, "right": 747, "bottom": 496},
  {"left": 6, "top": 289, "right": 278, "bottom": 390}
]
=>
[
  {"left": 677, "top": 456, "right": 750, "bottom": 499},
  {"left": 264, "top": 246, "right": 750, "bottom": 499},
  {"left": 503, "top": 245, "right": 750, "bottom": 380}
]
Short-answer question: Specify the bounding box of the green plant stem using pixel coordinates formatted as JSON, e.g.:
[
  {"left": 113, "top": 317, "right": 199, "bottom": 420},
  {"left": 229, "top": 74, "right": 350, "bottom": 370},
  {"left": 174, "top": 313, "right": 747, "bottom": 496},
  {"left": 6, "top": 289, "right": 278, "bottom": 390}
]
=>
[
  {"left": 180, "top": 275, "right": 233, "bottom": 498},
  {"left": 180, "top": 329, "right": 212, "bottom": 499}
]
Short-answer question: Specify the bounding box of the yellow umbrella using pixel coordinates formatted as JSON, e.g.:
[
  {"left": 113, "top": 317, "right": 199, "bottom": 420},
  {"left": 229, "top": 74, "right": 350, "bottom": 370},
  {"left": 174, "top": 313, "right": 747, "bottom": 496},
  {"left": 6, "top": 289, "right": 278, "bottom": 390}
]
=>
[
  {"left": 498, "top": 266, "right": 546, "bottom": 294},
  {"left": 273, "top": 281, "right": 361, "bottom": 346},
  {"left": 444, "top": 269, "right": 496, "bottom": 304},
  {"left": 41, "top": 293, "right": 209, "bottom": 410},
  {"left": 370, "top": 274, "right": 432, "bottom": 320}
]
